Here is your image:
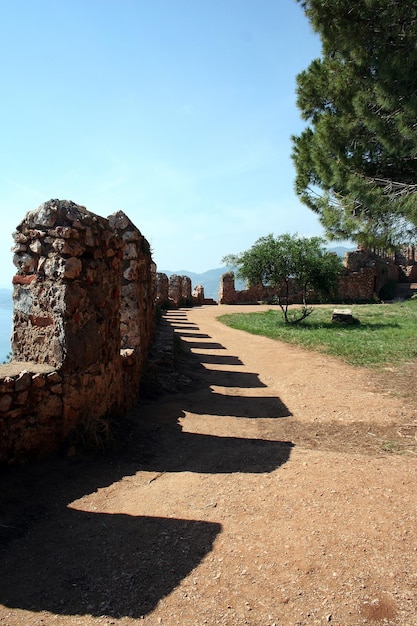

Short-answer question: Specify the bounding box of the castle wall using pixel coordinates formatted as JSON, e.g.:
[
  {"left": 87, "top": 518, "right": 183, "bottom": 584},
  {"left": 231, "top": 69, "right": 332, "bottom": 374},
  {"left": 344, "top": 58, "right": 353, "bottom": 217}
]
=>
[
  {"left": 218, "top": 251, "right": 402, "bottom": 306},
  {"left": 155, "top": 272, "right": 169, "bottom": 306},
  {"left": 0, "top": 200, "right": 156, "bottom": 463},
  {"left": 168, "top": 274, "right": 183, "bottom": 306}
]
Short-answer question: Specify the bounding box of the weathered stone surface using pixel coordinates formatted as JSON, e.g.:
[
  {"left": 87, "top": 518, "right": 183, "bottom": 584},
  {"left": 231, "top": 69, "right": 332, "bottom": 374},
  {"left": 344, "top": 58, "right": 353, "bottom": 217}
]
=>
[
  {"left": 15, "top": 371, "right": 31, "bottom": 392},
  {"left": 0, "top": 395, "right": 12, "bottom": 412},
  {"left": 168, "top": 274, "right": 182, "bottom": 305},
  {"left": 32, "top": 373, "right": 46, "bottom": 388},
  {"left": 0, "top": 200, "right": 157, "bottom": 463},
  {"left": 64, "top": 257, "right": 82, "bottom": 279},
  {"left": 219, "top": 272, "right": 238, "bottom": 304},
  {"left": 16, "top": 391, "right": 29, "bottom": 405},
  {"left": 46, "top": 372, "right": 62, "bottom": 384},
  {"left": 0, "top": 377, "right": 15, "bottom": 392},
  {"left": 29, "top": 240, "right": 42, "bottom": 255},
  {"left": 332, "top": 309, "right": 359, "bottom": 325},
  {"left": 13, "top": 253, "right": 37, "bottom": 273},
  {"left": 192, "top": 284, "right": 205, "bottom": 304},
  {"left": 182, "top": 276, "right": 192, "bottom": 302},
  {"left": 156, "top": 273, "right": 169, "bottom": 305}
]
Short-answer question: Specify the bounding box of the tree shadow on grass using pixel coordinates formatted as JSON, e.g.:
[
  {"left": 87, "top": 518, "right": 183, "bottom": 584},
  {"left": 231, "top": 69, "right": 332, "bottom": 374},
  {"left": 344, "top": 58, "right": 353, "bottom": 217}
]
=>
[{"left": 302, "top": 321, "right": 401, "bottom": 331}]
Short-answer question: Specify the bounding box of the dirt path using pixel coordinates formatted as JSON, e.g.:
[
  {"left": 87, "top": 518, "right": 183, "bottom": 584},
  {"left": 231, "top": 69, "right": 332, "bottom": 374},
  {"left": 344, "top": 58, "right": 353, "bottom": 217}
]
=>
[{"left": 1, "top": 305, "right": 417, "bottom": 626}]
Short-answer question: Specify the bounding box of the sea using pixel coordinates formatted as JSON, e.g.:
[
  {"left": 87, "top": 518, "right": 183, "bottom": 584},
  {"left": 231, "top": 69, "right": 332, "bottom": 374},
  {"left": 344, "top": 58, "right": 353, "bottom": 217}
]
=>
[{"left": 0, "top": 306, "right": 13, "bottom": 363}]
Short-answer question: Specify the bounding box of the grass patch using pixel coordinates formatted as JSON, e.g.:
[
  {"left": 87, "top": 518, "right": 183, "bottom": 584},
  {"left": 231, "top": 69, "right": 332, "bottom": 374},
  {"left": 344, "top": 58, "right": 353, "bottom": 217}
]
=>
[{"left": 218, "top": 300, "right": 417, "bottom": 368}]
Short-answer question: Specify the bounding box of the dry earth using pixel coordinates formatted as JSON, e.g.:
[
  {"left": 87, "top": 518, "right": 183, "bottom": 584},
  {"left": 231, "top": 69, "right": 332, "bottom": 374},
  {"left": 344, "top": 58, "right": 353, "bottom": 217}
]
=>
[{"left": 1, "top": 304, "right": 417, "bottom": 626}]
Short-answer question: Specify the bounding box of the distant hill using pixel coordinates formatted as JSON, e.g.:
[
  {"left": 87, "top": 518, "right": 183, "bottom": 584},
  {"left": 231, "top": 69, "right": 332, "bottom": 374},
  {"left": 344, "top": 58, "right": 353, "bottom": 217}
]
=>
[{"left": 329, "top": 245, "right": 355, "bottom": 257}]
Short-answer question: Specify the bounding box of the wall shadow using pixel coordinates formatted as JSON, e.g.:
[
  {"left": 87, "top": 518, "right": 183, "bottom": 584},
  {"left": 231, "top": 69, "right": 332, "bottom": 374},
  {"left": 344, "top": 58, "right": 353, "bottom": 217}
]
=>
[
  {"left": 170, "top": 322, "right": 201, "bottom": 330},
  {"left": 133, "top": 417, "right": 294, "bottom": 474},
  {"left": 133, "top": 309, "right": 294, "bottom": 473},
  {"left": 207, "top": 370, "right": 267, "bottom": 388},
  {"left": 0, "top": 509, "right": 221, "bottom": 618},
  {"left": 0, "top": 307, "right": 294, "bottom": 620},
  {"left": 175, "top": 331, "right": 212, "bottom": 338},
  {"left": 178, "top": 391, "right": 290, "bottom": 419},
  {"left": 185, "top": 341, "right": 226, "bottom": 350},
  {"left": 198, "top": 353, "right": 244, "bottom": 365},
  {"left": 162, "top": 310, "right": 292, "bottom": 423}
]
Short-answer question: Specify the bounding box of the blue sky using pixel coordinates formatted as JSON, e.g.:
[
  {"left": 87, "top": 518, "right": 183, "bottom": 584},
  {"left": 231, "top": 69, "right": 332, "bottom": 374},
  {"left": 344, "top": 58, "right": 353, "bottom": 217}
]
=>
[{"left": 0, "top": 0, "right": 329, "bottom": 288}]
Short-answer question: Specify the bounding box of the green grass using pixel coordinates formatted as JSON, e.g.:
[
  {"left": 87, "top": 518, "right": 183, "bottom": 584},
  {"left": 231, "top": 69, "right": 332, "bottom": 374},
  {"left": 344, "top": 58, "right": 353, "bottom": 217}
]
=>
[{"left": 218, "top": 300, "right": 417, "bottom": 368}]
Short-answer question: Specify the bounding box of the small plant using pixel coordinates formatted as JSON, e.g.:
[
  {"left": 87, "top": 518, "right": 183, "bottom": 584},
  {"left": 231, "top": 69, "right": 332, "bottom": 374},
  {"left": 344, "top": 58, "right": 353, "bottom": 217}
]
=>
[
  {"left": 69, "top": 411, "right": 114, "bottom": 453},
  {"left": 2, "top": 352, "right": 12, "bottom": 364}
]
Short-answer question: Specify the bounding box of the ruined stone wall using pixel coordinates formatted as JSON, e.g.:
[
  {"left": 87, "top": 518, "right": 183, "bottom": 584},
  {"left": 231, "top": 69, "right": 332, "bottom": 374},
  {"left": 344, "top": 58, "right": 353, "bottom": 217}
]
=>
[
  {"left": 218, "top": 272, "right": 238, "bottom": 304},
  {"left": 155, "top": 272, "right": 169, "bottom": 306},
  {"left": 168, "top": 274, "right": 183, "bottom": 306},
  {"left": 12, "top": 200, "right": 123, "bottom": 370},
  {"left": 182, "top": 276, "right": 192, "bottom": 304},
  {"left": 192, "top": 284, "right": 205, "bottom": 305},
  {"left": 0, "top": 365, "right": 62, "bottom": 462},
  {"left": 108, "top": 211, "right": 155, "bottom": 359},
  {"left": 219, "top": 273, "right": 289, "bottom": 305},
  {"left": 337, "top": 268, "right": 376, "bottom": 302},
  {"left": 218, "top": 252, "right": 400, "bottom": 306},
  {"left": 343, "top": 250, "right": 400, "bottom": 299},
  {"left": 0, "top": 199, "right": 156, "bottom": 463},
  {"left": 155, "top": 273, "right": 195, "bottom": 307}
]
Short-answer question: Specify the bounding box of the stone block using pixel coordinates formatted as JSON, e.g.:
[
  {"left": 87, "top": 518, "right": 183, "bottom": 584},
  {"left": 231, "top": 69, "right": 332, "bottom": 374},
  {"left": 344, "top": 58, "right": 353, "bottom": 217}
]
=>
[{"left": 0, "top": 395, "right": 13, "bottom": 412}]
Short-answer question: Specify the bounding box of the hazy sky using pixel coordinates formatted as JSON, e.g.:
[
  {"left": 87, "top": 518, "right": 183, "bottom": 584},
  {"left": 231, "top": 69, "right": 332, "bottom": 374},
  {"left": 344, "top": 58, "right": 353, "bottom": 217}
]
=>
[{"left": 1, "top": 0, "right": 329, "bottom": 288}]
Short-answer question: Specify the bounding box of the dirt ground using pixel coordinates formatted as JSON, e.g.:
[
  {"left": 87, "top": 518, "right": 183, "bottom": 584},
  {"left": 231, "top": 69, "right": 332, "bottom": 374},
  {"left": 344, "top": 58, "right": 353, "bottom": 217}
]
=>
[{"left": 1, "top": 304, "right": 417, "bottom": 626}]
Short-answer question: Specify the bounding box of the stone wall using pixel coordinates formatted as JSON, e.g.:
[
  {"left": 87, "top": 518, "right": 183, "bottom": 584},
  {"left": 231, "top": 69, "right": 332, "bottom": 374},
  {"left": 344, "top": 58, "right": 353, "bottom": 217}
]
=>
[
  {"left": 192, "top": 284, "right": 205, "bottom": 305},
  {"left": 218, "top": 250, "right": 403, "bottom": 305},
  {"left": 155, "top": 272, "right": 196, "bottom": 307},
  {"left": 219, "top": 273, "right": 302, "bottom": 305},
  {"left": 0, "top": 199, "right": 156, "bottom": 463},
  {"left": 182, "top": 276, "right": 192, "bottom": 303},
  {"left": 218, "top": 272, "right": 238, "bottom": 304},
  {"left": 343, "top": 250, "right": 400, "bottom": 300},
  {"left": 168, "top": 274, "right": 192, "bottom": 306},
  {"left": 108, "top": 211, "right": 155, "bottom": 359},
  {"left": 155, "top": 272, "right": 169, "bottom": 306}
]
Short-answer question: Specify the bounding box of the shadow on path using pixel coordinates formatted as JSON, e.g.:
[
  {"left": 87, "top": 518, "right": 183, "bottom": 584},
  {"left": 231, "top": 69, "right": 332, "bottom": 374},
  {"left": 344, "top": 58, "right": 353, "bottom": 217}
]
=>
[
  {"left": 136, "top": 309, "right": 294, "bottom": 473},
  {"left": 0, "top": 507, "right": 220, "bottom": 619},
  {"left": 0, "top": 308, "right": 294, "bottom": 619}
]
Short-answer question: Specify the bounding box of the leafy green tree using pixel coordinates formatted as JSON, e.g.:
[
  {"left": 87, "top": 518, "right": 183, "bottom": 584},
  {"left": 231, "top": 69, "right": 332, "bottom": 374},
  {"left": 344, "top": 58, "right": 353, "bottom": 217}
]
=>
[
  {"left": 292, "top": 0, "right": 417, "bottom": 251},
  {"left": 222, "top": 234, "right": 343, "bottom": 324}
]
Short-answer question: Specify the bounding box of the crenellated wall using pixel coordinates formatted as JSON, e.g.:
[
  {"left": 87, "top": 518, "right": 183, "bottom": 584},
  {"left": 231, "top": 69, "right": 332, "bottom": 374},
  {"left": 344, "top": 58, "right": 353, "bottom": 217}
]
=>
[
  {"left": 218, "top": 250, "right": 404, "bottom": 305},
  {"left": 155, "top": 272, "right": 169, "bottom": 306},
  {"left": 155, "top": 272, "right": 196, "bottom": 307},
  {"left": 108, "top": 211, "right": 156, "bottom": 359},
  {"left": 0, "top": 200, "right": 156, "bottom": 463},
  {"left": 192, "top": 284, "right": 205, "bottom": 305}
]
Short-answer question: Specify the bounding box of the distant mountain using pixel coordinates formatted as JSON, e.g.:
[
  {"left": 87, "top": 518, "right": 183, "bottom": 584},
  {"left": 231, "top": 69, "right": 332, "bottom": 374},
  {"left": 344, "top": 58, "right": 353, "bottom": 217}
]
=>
[
  {"left": 328, "top": 245, "right": 355, "bottom": 257},
  {"left": 160, "top": 267, "right": 246, "bottom": 301},
  {"left": 0, "top": 288, "right": 12, "bottom": 308}
]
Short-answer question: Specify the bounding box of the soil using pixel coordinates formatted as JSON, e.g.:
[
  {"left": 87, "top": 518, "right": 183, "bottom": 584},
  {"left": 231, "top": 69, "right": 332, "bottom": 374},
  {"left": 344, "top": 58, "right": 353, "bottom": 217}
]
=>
[{"left": 1, "top": 304, "right": 417, "bottom": 626}]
